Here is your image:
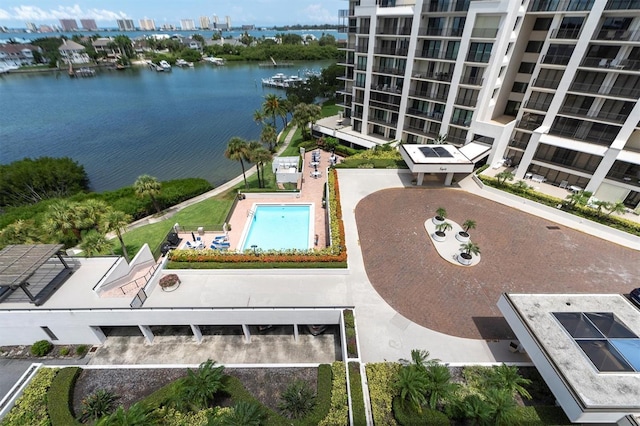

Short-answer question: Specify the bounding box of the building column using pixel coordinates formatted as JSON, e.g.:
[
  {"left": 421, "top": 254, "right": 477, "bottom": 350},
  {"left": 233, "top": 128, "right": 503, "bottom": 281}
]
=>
[
  {"left": 444, "top": 173, "right": 454, "bottom": 186},
  {"left": 515, "top": 132, "right": 543, "bottom": 180},
  {"left": 90, "top": 326, "right": 106, "bottom": 344},
  {"left": 293, "top": 324, "right": 299, "bottom": 342},
  {"left": 138, "top": 325, "right": 154, "bottom": 344},
  {"left": 417, "top": 172, "right": 425, "bottom": 186},
  {"left": 585, "top": 148, "right": 620, "bottom": 194},
  {"left": 190, "top": 324, "right": 203, "bottom": 344},
  {"left": 241, "top": 324, "right": 251, "bottom": 343}
]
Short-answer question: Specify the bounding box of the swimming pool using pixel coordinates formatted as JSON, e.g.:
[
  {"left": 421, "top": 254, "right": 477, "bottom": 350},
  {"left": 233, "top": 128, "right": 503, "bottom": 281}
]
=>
[{"left": 240, "top": 204, "right": 314, "bottom": 251}]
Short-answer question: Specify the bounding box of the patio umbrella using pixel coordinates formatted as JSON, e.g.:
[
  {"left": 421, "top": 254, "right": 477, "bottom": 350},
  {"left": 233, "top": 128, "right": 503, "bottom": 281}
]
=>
[{"left": 191, "top": 231, "right": 196, "bottom": 241}]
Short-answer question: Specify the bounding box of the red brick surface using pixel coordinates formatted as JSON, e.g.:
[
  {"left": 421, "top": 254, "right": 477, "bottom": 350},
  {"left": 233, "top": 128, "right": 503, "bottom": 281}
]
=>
[{"left": 355, "top": 188, "right": 640, "bottom": 340}]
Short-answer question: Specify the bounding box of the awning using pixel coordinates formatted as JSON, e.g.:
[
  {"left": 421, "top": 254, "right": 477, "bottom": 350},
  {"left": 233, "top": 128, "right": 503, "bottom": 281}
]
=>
[{"left": 458, "top": 142, "right": 492, "bottom": 163}]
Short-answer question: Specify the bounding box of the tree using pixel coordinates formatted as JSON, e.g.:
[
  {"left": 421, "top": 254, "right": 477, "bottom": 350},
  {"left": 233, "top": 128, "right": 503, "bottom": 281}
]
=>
[
  {"left": 80, "top": 230, "right": 114, "bottom": 257},
  {"left": 512, "top": 180, "right": 530, "bottom": 193},
  {"left": 0, "top": 219, "right": 43, "bottom": 246},
  {"left": 253, "top": 109, "right": 266, "bottom": 127},
  {"left": 253, "top": 147, "right": 273, "bottom": 189},
  {"left": 436, "top": 221, "right": 453, "bottom": 235},
  {"left": 134, "top": 175, "right": 162, "bottom": 214},
  {"left": 462, "top": 220, "right": 477, "bottom": 233},
  {"left": 292, "top": 103, "right": 322, "bottom": 140},
  {"left": 0, "top": 156, "right": 89, "bottom": 207},
  {"left": 101, "top": 209, "right": 132, "bottom": 261},
  {"left": 178, "top": 359, "right": 226, "bottom": 410},
  {"left": 495, "top": 171, "right": 514, "bottom": 186},
  {"left": 191, "top": 34, "right": 205, "bottom": 44},
  {"left": 263, "top": 94, "right": 285, "bottom": 130},
  {"left": 216, "top": 401, "right": 265, "bottom": 425},
  {"left": 260, "top": 124, "right": 278, "bottom": 152},
  {"left": 486, "top": 364, "right": 531, "bottom": 400},
  {"left": 113, "top": 35, "right": 134, "bottom": 58},
  {"left": 278, "top": 380, "right": 316, "bottom": 419},
  {"left": 460, "top": 241, "right": 481, "bottom": 257},
  {"left": 424, "top": 364, "right": 459, "bottom": 410},
  {"left": 42, "top": 200, "right": 106, "bottom": 243},
  {"left": 225, "top": 137, "right": 250, "bottom": 189},
  {"left": 485, "top": 388, "right": 518, "bottom": 426},
  {"left": 458, "top": 394, "right": 494, "bottom": 426},
  {"left": 96, "top": 402, "right": 155, "bottom": 426},
  {"left": 564, "top": 190, "right": 592, "bottom": 208},
  {"left": 395, "top": 365, "right": 428, "bottom": 411},
  {"left": 605, "top": 201, "right": 627, "bottom": 217}
]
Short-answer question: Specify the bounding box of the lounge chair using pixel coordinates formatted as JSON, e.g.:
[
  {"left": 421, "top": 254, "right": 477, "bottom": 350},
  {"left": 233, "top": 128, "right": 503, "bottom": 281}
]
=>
[
  {"left": 212, "top": 234, "right": 228, "bottom": 243},
  {"left": 210, "top": 241, "right": 230, "bottom": 250},
  {"left": 186, "top": 241, "right": 202, "bottom": 249}
]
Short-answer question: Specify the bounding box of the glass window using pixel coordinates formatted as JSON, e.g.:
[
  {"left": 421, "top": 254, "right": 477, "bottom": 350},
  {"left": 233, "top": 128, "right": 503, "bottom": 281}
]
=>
[
  {"left": 512, "top": 82, "right": 528, "bottom": 93},
  {"left": 533, "top": 17, "right": 552, "bottom": 31},
  {"left": 518, "top": 62, "right": 536, "bottom": 73},
  {"left": 525, "top": 41, "right": 544, "bottom": 53},
  {"left": 467, "top": 42, "right": 493, "bottom": 62},
  {"left": 505, "top": 100, "right": 520, "bottom": 116}
]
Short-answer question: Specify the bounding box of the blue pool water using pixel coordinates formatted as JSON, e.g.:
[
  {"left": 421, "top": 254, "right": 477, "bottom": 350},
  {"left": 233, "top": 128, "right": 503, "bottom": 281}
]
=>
[{"left": 242, "top": 205, "right": 311, "bottom": 251}]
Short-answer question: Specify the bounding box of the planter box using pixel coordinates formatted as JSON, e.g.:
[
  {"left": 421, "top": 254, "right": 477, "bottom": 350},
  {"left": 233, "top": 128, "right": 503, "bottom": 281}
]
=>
[
  {"left": 456, "top": 231, "right": 470, "bottom": 243},
  {"left": 433, "top": 232, "right": 446, "bottom": 242}
]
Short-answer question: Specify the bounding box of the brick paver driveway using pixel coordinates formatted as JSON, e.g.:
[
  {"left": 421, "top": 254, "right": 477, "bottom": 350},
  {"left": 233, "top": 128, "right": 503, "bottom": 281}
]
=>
[{"left": 355, "top": 188, "right": 640, "bottom": 340}]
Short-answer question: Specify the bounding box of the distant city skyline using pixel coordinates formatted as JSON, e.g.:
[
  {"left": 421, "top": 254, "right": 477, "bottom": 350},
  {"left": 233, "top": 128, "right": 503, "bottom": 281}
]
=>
[{"left": 0, "top": 1, "right": 343, "bottom": 28}]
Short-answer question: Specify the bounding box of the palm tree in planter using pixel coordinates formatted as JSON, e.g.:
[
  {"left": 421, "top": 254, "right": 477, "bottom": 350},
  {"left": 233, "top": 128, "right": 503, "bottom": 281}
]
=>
[
  {"left": 456, "top": 219, "right": 477, "bottom": 242},
  {"left": 433, "top": 221, "right": 452, "bottom": 242},
  {"left": 459, "top": 241, "right": 480, "bottom": 265},
  {"left": 432, "top": 207, "right": 448, "bottom": 225}
]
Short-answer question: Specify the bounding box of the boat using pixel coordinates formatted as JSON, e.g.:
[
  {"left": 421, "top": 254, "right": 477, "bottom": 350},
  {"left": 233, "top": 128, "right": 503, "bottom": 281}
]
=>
[
  {"left": 75, "top": 67, "right": 96, "bottom": 77},
  {"left": 159, "top": 60, "right": 172, "bottom": 71},
  {"left": 261, "top": 73, "right": 307, "bottom": 89},
  {"left": 176, "top": 59, "right": 194, "bottom": 67},
  {"left": 203, "top": 56, "right": 225, "bottom": 66}
]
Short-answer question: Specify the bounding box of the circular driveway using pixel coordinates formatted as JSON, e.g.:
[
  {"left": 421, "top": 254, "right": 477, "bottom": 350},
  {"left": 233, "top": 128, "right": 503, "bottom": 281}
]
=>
[{"left": 355, "top": 188, "right": 640, "bottom": 340}]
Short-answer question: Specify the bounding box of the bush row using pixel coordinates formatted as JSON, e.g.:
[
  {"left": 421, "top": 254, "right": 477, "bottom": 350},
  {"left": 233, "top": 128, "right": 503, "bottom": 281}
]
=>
[
  {"left": 365, "top": 362, "right": 402, "bottom": 426},
  {"left": 319, "top": 362, "right": 348, "bottom": 426},
  {"left": 348, "top": 362, "right": 367, "bottom": 425},
  {"left": 335, "top": 158, "right": 408, "bottom": 169},
  {"left": 478, "top": 175, "right": 640, "bottom": 236},
  {"left": 1, "top": 367, "right": 57, "bottom": 426},
  {"left": 392, "top": 396, "right": 449, "bottom": 425},
  {"left": 47, "top": 367, "right": 80, "bottom": 426}
]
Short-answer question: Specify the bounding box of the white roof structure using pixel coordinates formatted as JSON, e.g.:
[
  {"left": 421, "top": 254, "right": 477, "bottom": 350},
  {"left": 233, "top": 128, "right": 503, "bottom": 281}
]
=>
[{"left": 498, "top": 293, "right": 640, "bottom": 424}]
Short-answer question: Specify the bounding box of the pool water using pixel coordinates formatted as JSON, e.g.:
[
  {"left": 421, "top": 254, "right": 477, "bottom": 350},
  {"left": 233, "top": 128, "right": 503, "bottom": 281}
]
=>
[{"left": 241, "top": 204, "right": 312, "bottom": 251}]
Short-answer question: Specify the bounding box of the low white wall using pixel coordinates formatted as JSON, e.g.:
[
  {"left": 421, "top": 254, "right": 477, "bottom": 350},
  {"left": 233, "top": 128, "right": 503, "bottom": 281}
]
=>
[{"left": 96, "top": 244, "right": 155, "bottom": 294}]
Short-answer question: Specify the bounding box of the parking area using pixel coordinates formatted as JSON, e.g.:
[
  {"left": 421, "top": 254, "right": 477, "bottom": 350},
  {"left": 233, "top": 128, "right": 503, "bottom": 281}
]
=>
[{"left": 355, "top": 188, "right": 640, "bottom": 340}]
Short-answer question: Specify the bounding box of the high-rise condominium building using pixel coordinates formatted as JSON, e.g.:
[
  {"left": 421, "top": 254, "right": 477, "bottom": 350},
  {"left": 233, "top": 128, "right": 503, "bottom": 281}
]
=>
[
  {"left": 25, "top": 22, "right": 37, "bottom": 32},
  {"left": 80, "top": 19, "right": 98, "bottom": 31},
  {"left": 200, "top": 16, "right": 211, "bottom": 29},
  {"left": 181, "top": 19, "right": 196, "bottom": 31},
  {"left": 330, "top": 0, "right": 640, "bottom": 212},
  {"left": 139, "top": 19, "right": 156, "bottom": 31},
  {"left": 59, "top": 19, "right": 78, "bottom": 31},
  {"left": 116, "top": 19, "right": 135, "bottom": 31}
]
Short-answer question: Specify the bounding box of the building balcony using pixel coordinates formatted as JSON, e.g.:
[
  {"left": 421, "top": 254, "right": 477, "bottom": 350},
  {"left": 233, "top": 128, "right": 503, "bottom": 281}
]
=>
[
  {"left": 559, "top": 106, "right": 628, "bottom": 124},
  {"left": 371, "top": 100, "right": 400, "bottom": 112},
  {"left": 337, "top": 59, "right": 355, "bottom": 67},
  {"left": 551, "top": 28, "right": 581, "bottom": 39},
  {"left": 339, "top": 43, "right": 356, "bottom": 51},
  {"left": 372, "top": 66, "right": 406, "bottom": 75},
  {"left": 406, "top": 108, "right": 444, "bottom": 120},
  {"left": 509, "top": 139, "right": 530, "bottom": 150},
  {"left": 531, "top": 156, "right": 600, "bottom": 173},
  {"left": 548, "top": 126, "right": 618, "bottom": 146},
  {"left": 356, "top": 45, "right": 369, "bottom": 53},
  {"left": 605, "top": 0, "right": 640, "bottom": 10},
  {"left": 516, "top": 120, "right": 544, "bottom": 130},
  {"left": 542, "top": 54, "right": 572, "bottom": 66},
  {"left": 529, "top": 0, "right": 594, "bottom": 12},
  {"left": 413, "top": 71, "right": 453, "bottom": 82},
  {"left": 459, "top": 76, "right": 483, "bottom": 85},
  {"left": 377, "top": 27, "right": 412, "bottom": 36},
  {"left": 605, "top": 171, "right": 640, "bottom": 187},
  {"left": 371, "top": 84, "right": 403, "bottom": 94},
  {"left": 450, "top": 117, "right": 472, "bottom": 127},
  {"left": 594, "top": 29, "right": 640, "bottom": 42},
  {"left": 354, "top": 97, "right": 365, "bottom": 104},
  {"left": 404, "top": 125, "right": 440, "bottom": 138},
  {"left": 374, "top": 47, "right": 409, "bottom": 56},
  {"left": 523, "top": 101, "right": 551, "bottom": 111},
  {"left": 415, "top": 49, "right": 457, "bottom": 61},
  {"left": 580, "top": 57, "right": 640, "bottom": 70},
  {"left": 532, "top": 78, "right": 561, "bottom": 89},
  {"left": 418, "top": 27, "right": 464, "bottom": 37},
  {"left": 353, "top": 111, "right": 363, "bottom": 119},
  {"left": 424, "top": 0, "right": 471, "bottom": 12},
  {"left": 470, "top": 28, "right": 499, "bottom": 38},
  {"left": 368, "top": 116, "right": 398, "bottom": 128},
  {"left": 454, "top": 97, "right": 478, "bottom": 107},
  {"left": 408, "top": 90, "right": 449, "bottom": 102}
]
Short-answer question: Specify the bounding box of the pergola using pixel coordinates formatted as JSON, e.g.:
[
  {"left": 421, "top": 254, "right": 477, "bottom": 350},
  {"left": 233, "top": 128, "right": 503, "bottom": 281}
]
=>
[{"left": 0, "top": 244, "right": 73, "bottom": 306}]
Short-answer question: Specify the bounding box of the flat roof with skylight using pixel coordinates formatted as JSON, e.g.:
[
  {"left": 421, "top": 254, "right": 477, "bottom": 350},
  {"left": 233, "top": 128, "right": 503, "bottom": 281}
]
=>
[{"left": 498, "top": 293, "right": 640, "bottom": 423}]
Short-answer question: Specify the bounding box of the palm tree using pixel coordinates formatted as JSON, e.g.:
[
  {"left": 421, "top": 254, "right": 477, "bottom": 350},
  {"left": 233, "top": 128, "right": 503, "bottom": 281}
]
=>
[
  {"left": 79, "top": 199, "right": 110, "bottom": 232},
  {"left": 605, "top": 201, "right": 627, "bottom": 217},
  {"left": 42, "top": 200, "right": 93, "bottom": 242},
  {"left": 486, "top": 364, "right": 531, "bottom": 400},
  {"left": 0, "top": 219, "right": 42, "bottom": 245},
  {"left": 280, "top": 98, "right": 294, "bottom": 128},
  {"left": 460, "top": 241, "right": 481, "bottom": 257},
  {"left": 217, "top": 401, "right": 265, "bottom": 425},
  {"left": 247, "top": 141, "right": 263, "bottom": 188},
  {"left": 134, "top": 175, "right": 162, "bottom": 214},
  {"left": 410, "top": 349, "right": 439, "bottom": 369},
  {"left": 395, "top": 365, "right": 428, "bottom": 411},
  {"left": 101, "top": 208, "right": 132, "bottom": 261},
  {"left": 178, "top": 359, "right": 226, "bottom": 410},
  {"left": 512, "top": 180, "right": 530, "bottom": 193},
  {"left": 263, "top": 94, "right": 284, "bottom": 130},
  {"left": 260, "top": 124, "right": 278, "bottom": 152},
  {"left": 485, "top": 388, "right": 518, "bottom": 426},
  {"left": 252, "top": 109, "right": 265, "bottom": 126},
  {"left": 462, "top": 219, "right": 477, "bottom": 233},
  {"left": 564, "top": 190, "right": 592, "bottom": 208},
  {"left": 458, "top": 394, "right": 493, "bottom": 426},
  {"left": 292, "top": 103, "right": 322, "bottom": 140},
  {"left": 424, "top": 364, "right": 459, "bottom": 410},
  {"left": 225, "top": 137, "right": 250, "bottom": 189},
  {"left": 591, "top": 199, "right": 609, "bottom": 216},
  {"left": 436, "top": 221, "right": 452, "bottom": 235},
  {"left": 96, "top": 402, "right": 155, "bottom": 426},
  {"left": 80, "top": 230, "right": 114, "bottom": 257},
  {"left": 278, "top": 380, "right": 316, "bottom": 419},
  {"left": 435, "top": 207, "right": 447, "bottom": 221},
  {"left": 495, "top": 171, "right": 514, "bottom": 186},
  {"left": 253, "top": 147, "right": 273, "bottom": 189}
]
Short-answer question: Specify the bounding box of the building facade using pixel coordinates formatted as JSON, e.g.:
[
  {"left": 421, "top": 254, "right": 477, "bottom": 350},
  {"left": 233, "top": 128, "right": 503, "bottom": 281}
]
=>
[
  {"left": 181, "top": 19, "right": 196, "bottom": 31},
  {"left": 80, "top": 19, "right": 98, "bottom": 31},
  {"left": 139, "top": 19, "right": 156, "bottom": 31},
  {"left": 116, "top": 19, "right": 135, "bottom": 32},
  {"left": 333, "top": 0, "right": 640, "bottom": 211},
  {"left": 200, "top": 16, "right": 211, "bottom": 29},
  {"left": 59, "top": 19, "right": 78, "bottom": 31}
]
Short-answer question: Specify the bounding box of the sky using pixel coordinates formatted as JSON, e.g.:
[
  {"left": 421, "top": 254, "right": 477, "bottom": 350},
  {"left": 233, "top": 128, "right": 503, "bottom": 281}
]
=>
[{"left": 0, "top": 1, "right": 345, "bottom": 28}]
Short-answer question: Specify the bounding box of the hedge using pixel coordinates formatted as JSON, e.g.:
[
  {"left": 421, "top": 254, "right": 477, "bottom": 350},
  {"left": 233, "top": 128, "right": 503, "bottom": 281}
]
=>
[
  {"left": 348, "top": 363, "right": 367, "bottom": 426},
  {"left": 1, "top": 367, "right": 57, "bottom": 426},
  {"left": 319, "top": 362, "right": 348, "bottom": 426},
  {"left": 138, "top": 377, "right": 186, "bottom": 409},
  {"left": 392, "top": 396, "right": 450, "bottom": 425},
  {"left": 47, "top": 367, "right": 81, "bottom": 426},
  {"left": 335, "top": 158, "right": 408, "bottom": 169},
  {"left": 512, "top": 406, "right": 571, "bottom": 425},
  {"left": 166, "top": 261, "right": 348, "bottom": 269},
  {"left": 365, "top": 362, "right": 402, "bottom": 426}
]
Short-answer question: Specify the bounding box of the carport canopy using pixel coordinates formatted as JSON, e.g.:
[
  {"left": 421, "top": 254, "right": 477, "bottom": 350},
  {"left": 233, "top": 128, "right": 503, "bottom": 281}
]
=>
[{"left": 0, "top": 244, "right": 64, "bottom": 288}]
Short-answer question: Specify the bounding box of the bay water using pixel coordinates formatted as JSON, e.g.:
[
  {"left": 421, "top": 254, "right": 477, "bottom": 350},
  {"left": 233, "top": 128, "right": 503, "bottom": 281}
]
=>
[{"left": 0, "top": 60, "right": 332, "bottom": 192}]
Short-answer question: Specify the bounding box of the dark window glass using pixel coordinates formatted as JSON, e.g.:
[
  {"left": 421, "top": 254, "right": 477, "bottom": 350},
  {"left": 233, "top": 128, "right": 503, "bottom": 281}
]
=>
[
  {"left": 533, "top": 18, "right": 552, "bottom": 31},
  {"left": 526, "top": 41, "right": 544, "bottom": 53}
]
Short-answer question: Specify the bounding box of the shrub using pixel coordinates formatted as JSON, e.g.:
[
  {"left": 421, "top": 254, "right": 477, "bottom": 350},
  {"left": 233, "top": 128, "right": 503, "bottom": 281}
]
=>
[
  {"left": 2, "top": 367, "right": 56, "bottom": 426},
  {"left": 59, "top": 347, "right": 70, "bottom": 356},
  {"left": 348, "top": 363, "right": 367, "bottom": 426},
  {"left": 80, "top": 389, "right": 118, "bottom": 422},
  {"left": 278, "top": 380, "right": 316, "bottom": 419},
  {"left": 159, "top": 273, "right": 180, "bottom": 288},
  {"left": 319, "top": 362, "right": 348, "bottom": 426},
  {"left": 31, "top": 340, "right": 53, "bottom": 357},
  {"left": 48, "top": 367, "right": 80, "bottom": 426},
  {"left": 392, "top": 396, "right": 450, "bottom": 425},
  {"left": 366, "top": 362, "right": 402, "bottom": 426},
  {"left": 76, "top": 345, "right": 88, "bottom": 356}
]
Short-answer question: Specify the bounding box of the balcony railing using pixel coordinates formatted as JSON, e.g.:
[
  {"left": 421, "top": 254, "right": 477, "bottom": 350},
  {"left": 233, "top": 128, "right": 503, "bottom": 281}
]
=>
[
  {"left": 568, "top": 81, "right": 640, "bottom": 99},
  {"left": 368, "top": 116, "right": 398, "bottom": 127},
  {"left": 532, "top": 155, "right": 600, "bottom": 173},
  {"left": 516, "top": 120, "right": 544, "bottom": 130},
  {"left": 509, "top": 139, "right": 529, "bottom": 150},
  {"left": 410, "top": 91, "right": 449, "bottom": 102},
  {"left": 356, "top": 45, "right": 369, "bottom": 53},
  {"left": 605, "top": 0, "right": 640, "bottom": 9},
  {"left": 551, "top": 28, "right": 581, "bottom": 39},
  {"left": 419, "top": 27, "right": 465, "bottom": 37},
  {"left": 405, "top": 125, "right": 440, "bottom": 138},
  {"left": 542, "top": 54, "right": 572, "bottom": 65},
  {"left": 532, "top": 78, "right": 561, "bottom": 89},
  {"left": 415, "top": 49, "right": 456, "bottom": 60},
  {"left": 524, "top": 101, "right": 551, "bottom": 111},
  {"left": 371, "top": 100, "right": 400, "bottom": 112},
  {"left": 559, "top": 105, "right": 627, "bottom": 123},
  {"left": 406, "top": 108, "right": 444, "bottom": 120},
  {"left": 470, "top": 28, "right": 499, "bottom": 38},
  {"left": 372, "top": 66, "right": 406, "bottom": 75},
  {"left": 339, "top": 43, "right": 356, "bottom": 50},
  {"left": 460, "top": 76, "right": 483, "bottom": 85},
  {"left": 606, "top": 171, "right": 640, "bottom": 185},
  {"left": 374, "top": 47, "right": 409, "bottom": 56},
  {"left": 424, "top": 0, "right": 470, "bottom": 12},
  {"left": 548, "top": 126, "right": 618, "bottom": 145},
  {"left": 454, "top": 97, "right": 478, "bottom": 107},
  {"left": 529, "top": 0, "right": 594, "bottom": 12},
  {"left": 450, "top": 117, "right": 472, "bottom": 126},
  {"left": 594, "top": 29, "right": 640, "bottom": 41}
]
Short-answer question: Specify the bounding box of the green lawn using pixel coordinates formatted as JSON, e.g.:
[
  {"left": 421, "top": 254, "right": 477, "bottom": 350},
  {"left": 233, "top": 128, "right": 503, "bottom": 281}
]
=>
[
  {"left": 280, "top": 126, "right": 304, "bottom": 157},
  {"left": 321, "top": 100, "right": 340, "bottom": 118}
]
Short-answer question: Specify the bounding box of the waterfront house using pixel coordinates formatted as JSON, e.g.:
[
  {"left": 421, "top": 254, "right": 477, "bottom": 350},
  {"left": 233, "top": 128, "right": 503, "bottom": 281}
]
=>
[
  {"left": 178, "top": 37, "right": 203, "bottom": 52},
  {"left": 58, "top": 39, "right": 90, "bottom": 65},
  {"left": 92, "top": 37, "right": 119, "bottom": 59},
  {"left": 0, "top": 44, "right": 41, "bottom": 68}
]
